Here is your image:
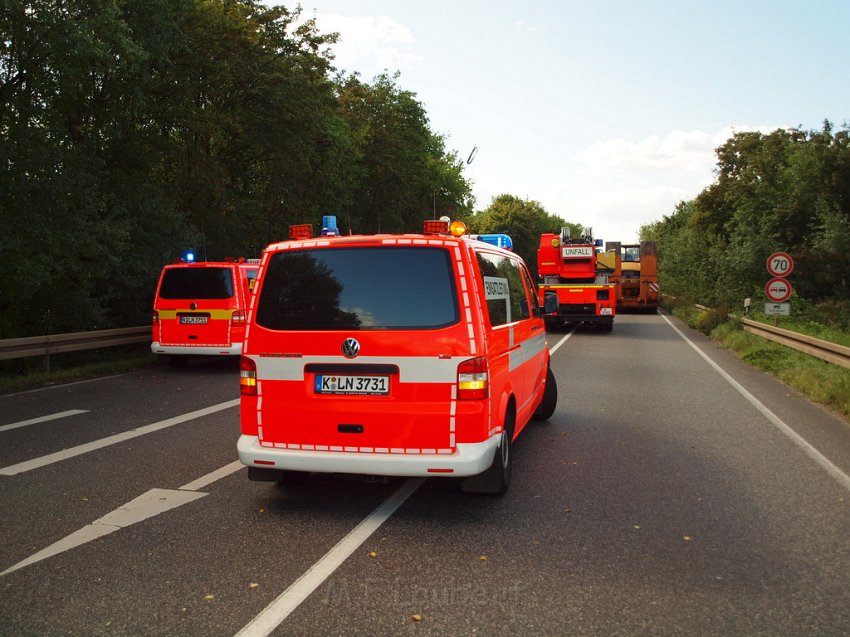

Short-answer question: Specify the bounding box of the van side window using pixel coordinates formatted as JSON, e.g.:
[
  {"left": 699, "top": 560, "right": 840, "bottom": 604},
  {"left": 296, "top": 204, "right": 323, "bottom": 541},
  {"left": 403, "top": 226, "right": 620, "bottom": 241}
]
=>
[
  {"left": 474, "top": 252, "right": 526, "bottom": 326},
  {"left": 519, "top": 265, "right": 540, "bottom": 315},
  {"left": 246, "top": 269, "right": 258, "bottom": 291}
]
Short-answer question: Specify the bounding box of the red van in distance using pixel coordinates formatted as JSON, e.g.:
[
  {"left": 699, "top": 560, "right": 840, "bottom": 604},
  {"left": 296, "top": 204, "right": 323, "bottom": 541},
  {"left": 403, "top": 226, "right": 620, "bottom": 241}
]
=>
[{"left": 151, "top": 257, "right": 258, "bottom": 366}]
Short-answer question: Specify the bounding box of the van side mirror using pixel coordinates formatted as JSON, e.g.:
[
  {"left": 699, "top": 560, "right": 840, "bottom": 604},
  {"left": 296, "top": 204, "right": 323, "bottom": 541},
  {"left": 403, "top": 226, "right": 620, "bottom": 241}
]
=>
[
  {"left": 520, "top": 297, "right": 530, "bottom": 319},
  {"left": 543, "top": 292, "right": 559, "bottom": 314}
]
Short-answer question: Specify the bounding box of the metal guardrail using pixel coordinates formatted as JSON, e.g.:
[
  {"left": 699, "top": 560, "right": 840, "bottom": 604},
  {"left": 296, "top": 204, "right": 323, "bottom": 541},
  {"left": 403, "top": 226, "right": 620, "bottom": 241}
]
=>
[
  {"left": 688, "top": 301, "right": 850, "bottom": 370},
  {"left": 4, "top": 310, "right": 849, "bottom": 374},
  {"left": 740, "top": 318, "right": 850, "bottom": 370},
  {"left": 0, "top": 326, "right": 150, "bottom": 371}
]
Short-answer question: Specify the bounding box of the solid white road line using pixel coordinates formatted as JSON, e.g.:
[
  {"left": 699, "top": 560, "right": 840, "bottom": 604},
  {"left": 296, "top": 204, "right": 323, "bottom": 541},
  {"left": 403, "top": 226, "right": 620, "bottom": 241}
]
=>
[
  {"left": 180, "top": 460, "right": 244, "bottom": 491},
  {"left": 0, "top": 461, "right": 245, "bottom": 576},
  {"left": 0, "top": 399, "right": 239, "bottom": 476},
  {"left": 548, "top": 326, "right": 578, "bottom": 356},
  {"left": 234, "top": 478, "right": 425, "bottom": 637},
  {"left": 661, "top": 312, "right": 850, "bottom": 493},
  {"left": 0, "top": 409, "right": 89, "bottom": 433}
]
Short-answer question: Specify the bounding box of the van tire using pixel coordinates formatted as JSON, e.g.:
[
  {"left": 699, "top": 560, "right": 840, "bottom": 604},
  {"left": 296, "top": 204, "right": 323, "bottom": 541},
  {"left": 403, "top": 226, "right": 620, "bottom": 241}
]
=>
[
  {"left": 533, "top": 367, "right": 558, "bottom": 421},
  {"left": 461, "top": 409, "right": 513, "bottom": 495}
]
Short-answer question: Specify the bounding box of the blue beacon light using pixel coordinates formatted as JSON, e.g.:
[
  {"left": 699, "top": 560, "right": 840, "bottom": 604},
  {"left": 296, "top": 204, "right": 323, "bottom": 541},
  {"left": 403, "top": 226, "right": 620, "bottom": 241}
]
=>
[
  {"left": 476, "top": 234, "right": 513, "bottom": 250},
  {"left": 321, "top": 215, "right": 339, "bottom": 236}
]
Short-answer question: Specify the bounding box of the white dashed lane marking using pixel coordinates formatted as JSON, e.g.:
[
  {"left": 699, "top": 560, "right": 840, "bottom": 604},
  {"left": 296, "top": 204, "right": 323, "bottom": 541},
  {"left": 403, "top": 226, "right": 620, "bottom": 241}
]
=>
[{"left": 0, "top": 409, "right": 89, "bottom": 433}]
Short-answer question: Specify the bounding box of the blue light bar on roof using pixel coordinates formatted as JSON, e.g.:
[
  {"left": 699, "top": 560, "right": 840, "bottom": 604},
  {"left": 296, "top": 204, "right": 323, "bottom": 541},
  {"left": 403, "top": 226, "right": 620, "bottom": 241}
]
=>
[
  {"left": 475, "top": 234, "right": 513, "bottom": 250},
  {"left": 181, "top": 250, "right": 196, "bottom": 262},
  {"left": 321, "top": 215, "right": 339, "bottom": 236}
]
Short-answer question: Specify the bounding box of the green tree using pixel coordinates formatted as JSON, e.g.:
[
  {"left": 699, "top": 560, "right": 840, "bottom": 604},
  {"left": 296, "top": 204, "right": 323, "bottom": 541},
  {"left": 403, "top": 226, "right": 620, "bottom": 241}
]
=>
[
  {"left": 651, "top": 121, "right": 850, "bottom": 314},
  {"left": 336, "top": 72, "right": 472, "bottom": 234},
  {"left": 0, "top": 1, "right": 477, "bottom": 338},
  {"left": 470, "top": 194, "right": 572, "bottom": 278}
]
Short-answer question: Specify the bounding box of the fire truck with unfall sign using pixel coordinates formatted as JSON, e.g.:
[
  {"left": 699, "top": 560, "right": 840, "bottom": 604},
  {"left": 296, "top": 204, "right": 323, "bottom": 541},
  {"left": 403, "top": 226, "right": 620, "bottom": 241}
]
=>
[{"left": 536, "top": 227, "right": 616, "bottom": 332}]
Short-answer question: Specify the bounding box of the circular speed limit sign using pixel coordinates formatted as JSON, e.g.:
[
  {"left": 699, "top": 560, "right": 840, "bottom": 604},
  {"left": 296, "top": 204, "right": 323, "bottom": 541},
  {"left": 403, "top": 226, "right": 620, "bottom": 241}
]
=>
[
  {"left": 765, "top": 277, "right": 792, "bottom": 303},
  {"left": 767, "top": 252, "right": 794, "bottom": 277}
]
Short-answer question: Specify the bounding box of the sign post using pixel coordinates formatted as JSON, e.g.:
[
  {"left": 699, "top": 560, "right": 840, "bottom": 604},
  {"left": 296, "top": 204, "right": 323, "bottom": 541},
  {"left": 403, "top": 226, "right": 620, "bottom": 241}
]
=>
[{"left": 764, "top": 252, "right": 793, "bottom": 319}]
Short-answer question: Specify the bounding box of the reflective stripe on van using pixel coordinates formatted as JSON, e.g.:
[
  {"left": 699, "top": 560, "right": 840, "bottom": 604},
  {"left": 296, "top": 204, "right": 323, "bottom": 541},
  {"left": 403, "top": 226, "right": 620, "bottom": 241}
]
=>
[
  {"left": 253, "top": 377, "right": 461, "bottom": 455},
  {"left": 251, "top": 355, "right": 463, "bottom": 454},
  {"left": 154, "top": 309, "right": 236, "bottom": 320},
  {"left": 512, "top": 332, "right": 547, "bottom": 370},
  {"left": 251, "top": 354, "right": 461, "bottom": 383}
]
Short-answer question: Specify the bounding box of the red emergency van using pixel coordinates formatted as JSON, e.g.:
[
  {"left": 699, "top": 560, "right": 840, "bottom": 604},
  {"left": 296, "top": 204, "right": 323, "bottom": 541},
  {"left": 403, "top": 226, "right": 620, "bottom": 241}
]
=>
[
  {"left": 238, "top": 217, "right": 559, "bottom": 494},
  {"left": 151, "top": 258, "right": 258, "bottom": 365}
]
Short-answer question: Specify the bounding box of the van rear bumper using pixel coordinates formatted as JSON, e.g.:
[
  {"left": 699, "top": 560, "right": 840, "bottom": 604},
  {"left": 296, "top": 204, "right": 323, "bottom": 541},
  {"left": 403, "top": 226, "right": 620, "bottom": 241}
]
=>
[
  {"left": 151, "top": 342, "right": 242, "bottom": 356},
  {"left": 237, "top": 434, "right": 499, "bottom": 477}
]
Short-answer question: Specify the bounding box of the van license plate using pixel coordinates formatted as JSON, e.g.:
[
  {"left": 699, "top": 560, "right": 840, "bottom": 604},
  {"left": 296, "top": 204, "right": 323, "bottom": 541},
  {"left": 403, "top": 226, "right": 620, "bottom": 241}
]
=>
[
  {"left": 315, "top": 375, "right": 389, "bottom": 396},
  {"left": 180, "top": 316, "right": 208, "bottom": 324}
]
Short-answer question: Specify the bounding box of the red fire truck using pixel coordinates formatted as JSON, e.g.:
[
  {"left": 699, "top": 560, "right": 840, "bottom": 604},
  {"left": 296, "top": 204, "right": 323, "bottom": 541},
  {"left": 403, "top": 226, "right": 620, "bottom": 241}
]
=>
[{"left": 537, "top": 227, "right": 616, "bottom": 332}]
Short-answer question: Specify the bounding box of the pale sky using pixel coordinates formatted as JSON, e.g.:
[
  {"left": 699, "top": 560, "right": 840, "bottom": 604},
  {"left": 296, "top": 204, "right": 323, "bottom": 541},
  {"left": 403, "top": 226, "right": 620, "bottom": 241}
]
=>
[{"left": 290, "top": 0, "right": 849, "bottom": 242}]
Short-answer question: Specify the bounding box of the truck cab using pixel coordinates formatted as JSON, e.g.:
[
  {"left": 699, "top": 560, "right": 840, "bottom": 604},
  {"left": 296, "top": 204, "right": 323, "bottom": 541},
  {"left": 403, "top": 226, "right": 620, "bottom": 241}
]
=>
[{"left": 537, "top": 227, "right": 616, "bottom": 332}]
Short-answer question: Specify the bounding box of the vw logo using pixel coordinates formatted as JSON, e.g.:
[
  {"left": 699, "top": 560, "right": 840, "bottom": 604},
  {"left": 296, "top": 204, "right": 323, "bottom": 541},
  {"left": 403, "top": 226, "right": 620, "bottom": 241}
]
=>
[{"left": 341, "top": 338, "right": 360, "bottom": 358}]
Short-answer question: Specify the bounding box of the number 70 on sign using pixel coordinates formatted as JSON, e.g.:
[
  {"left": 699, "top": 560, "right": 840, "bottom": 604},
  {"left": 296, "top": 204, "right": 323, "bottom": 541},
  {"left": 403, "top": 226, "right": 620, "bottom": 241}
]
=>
[{"left": 767, "top": 252, "right": 794, "bottom": 277}]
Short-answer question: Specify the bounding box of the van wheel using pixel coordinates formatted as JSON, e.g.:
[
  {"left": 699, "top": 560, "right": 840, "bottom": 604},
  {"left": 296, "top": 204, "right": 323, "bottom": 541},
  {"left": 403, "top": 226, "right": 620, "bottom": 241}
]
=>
[
  {"left": 533, "top": 367, "right": 558, "bottom": 421},
  {"left": 461, "top": 411, "right": 513, "bottom": 495}
]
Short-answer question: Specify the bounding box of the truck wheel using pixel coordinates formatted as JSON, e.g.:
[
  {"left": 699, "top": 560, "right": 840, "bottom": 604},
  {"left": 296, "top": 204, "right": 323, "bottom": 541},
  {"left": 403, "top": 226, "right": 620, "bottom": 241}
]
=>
[
  {"left": 533, "top": 367, "right": 558, "bottom": 420},
  {"left": 461, "top": 411, "right": 514, "bottom": 495}
]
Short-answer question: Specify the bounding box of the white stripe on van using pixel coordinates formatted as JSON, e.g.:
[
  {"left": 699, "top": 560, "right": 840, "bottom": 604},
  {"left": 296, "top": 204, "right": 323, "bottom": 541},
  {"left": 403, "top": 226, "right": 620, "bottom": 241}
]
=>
[
  {"left": 526, "top": 332, "right": 548, "bottom": 359},
  {"left": 253, "top": 355, "right": 460, "bottom": 383}
]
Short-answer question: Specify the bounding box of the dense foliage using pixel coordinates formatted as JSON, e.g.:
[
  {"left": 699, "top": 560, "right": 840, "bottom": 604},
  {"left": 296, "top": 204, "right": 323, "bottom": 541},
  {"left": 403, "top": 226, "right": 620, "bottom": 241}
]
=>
[
  {"left": 0, "top": 0, "right": 472, "bottom": 338},
  {"left": 469, "top": 194, "right": 572, "bottom": 279},
  {"left": 4, "top": 2, "right": 847, "bottom": 340},
  {"left": 643, "top": 122, "right": 850, "bottom": 329}
]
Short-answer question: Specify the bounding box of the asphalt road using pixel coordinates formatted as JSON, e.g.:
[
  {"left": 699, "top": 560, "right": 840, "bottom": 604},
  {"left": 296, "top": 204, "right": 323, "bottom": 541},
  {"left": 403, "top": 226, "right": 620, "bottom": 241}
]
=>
[{"left": 1, "top": 312, "right": 848, "bottom": 636}]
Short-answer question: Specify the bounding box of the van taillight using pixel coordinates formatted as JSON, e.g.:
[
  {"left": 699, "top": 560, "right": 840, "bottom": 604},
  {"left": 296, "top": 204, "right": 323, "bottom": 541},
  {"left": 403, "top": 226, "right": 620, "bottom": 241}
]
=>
[
  {"left": 240, "top": 357, "right": 257, "bottom": 396},
  {"left": 457, "top": 356, "right": 488, "bottom": 399},
  {"left": 152, "top": 311, "right": 159, "bottom": 324},
  {"left": 232, "top": 310, "right": 246, "bottom": 324}
]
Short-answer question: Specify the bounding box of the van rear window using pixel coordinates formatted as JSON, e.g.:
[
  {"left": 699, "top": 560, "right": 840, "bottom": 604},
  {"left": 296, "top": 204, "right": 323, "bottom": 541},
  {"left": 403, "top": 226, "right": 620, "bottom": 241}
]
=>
[
  {"left": 256, "top": 247, "right": 459, "bottom": 330},
  {"left": 159, "top": 268, "right": 234, "bottom": 299}
]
